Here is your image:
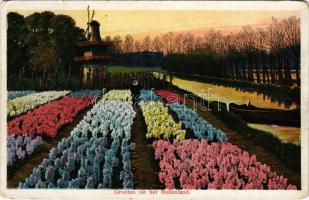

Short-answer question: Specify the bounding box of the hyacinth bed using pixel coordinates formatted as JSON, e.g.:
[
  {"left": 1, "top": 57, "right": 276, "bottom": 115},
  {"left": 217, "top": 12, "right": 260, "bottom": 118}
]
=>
[
  {"left": 167, "top": 102, "right": 228, "bottom": 142},
  {"left": 103, "top": 90, "right": 132, "bottom": 101},
  {"left": 153, "top": 139, "right": 297, "bottom": 190},
  {"left": 7, "top": 91, "right": 36, "bottom": 101},
  {"left": 7, "top": 135, "right": 43, "bottom": 166},
  {"left": 8, "top": 96, "right": 94, "bottom": 137},
  {"left": 139, "top": 89, "right": 162, "bottom": 102},
  {"left": 139, "top": 101, "right": 186, "bottom": 140},
  {"left": 7, "top": 91, "right": 70, "bottom": 118},
  {"left": 69, "top": 90, "right": 102, "bottom": 98},
  {"left": 156, "top": 89, "right": 184, "bottom": 104},
  {"left": 18, "top": 90, "right": 136, "bottom": 189},
  {"left": 7, "top": 89, "right": 298, "bottom": 190}
]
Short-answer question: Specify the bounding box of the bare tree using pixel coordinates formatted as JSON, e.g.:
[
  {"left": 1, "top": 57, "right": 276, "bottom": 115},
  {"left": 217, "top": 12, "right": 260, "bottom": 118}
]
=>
[
  {"left": 134, "top": 40, "right": 142, "bottom": 52},
  {"left": 126, "top": 16, "right": 300, "bottom": 87},
  {"left": 141, "top": 35, "right": 151, "bottom": 52},
  {"left": 123, "top": 34, "right": 134, "bottom": 53},
  {"left": 174, "top": 33, "right": 184, "bottom": 53},
  {"left": 152, "top": 36, "right": 163, "bottom": 53},
  {"left": 183, "top": 33, "right": 195, "bottom": 54},
  {"left": 161, "top": 32, "right": 174, "bottom": 54},
  {"left": 112, "top": 35, "right": 123, "bottom": 53}
]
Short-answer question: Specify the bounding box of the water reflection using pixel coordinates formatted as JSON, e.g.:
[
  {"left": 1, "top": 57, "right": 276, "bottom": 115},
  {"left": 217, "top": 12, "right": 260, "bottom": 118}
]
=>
[
  {"left": 248, "top": 123, "right": 300, "bottom": 145},
  {"left": 172, "top": 77, "right": 298, "bottom": 109}
]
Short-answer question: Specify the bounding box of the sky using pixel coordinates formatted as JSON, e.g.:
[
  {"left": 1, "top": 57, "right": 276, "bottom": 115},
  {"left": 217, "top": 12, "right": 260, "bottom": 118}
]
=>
[{"left": 14, "top": 10, "right": 299, "bottom": 39}]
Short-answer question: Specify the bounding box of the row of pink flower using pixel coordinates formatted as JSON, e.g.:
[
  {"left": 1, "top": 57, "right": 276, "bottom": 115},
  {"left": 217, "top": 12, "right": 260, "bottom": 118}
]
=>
[
  {"left": 155, "top": 90, "right": 184, "bottom": 104},
  {"left": 8, "top": 96, "right": 94, "bottom": 138},
  {"left": 153, "top": 139, "right": 297, "bottom": 190}
]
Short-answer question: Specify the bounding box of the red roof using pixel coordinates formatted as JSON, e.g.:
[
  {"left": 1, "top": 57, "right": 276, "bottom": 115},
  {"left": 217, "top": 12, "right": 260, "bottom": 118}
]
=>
[{"left": 74, "top": 55, "right": 113, "bottom": 62}]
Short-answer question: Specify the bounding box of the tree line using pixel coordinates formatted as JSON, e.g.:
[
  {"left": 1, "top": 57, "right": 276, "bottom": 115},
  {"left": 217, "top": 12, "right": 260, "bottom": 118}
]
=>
[
  {"left": 8, "top": 11, "right": 85, "bottom": 89},
  {"left": 8, "top": 11, "right": 300, "bottom": 89},
  {"left": 107, "top": 16, "right": 300, "bottom": 86}
]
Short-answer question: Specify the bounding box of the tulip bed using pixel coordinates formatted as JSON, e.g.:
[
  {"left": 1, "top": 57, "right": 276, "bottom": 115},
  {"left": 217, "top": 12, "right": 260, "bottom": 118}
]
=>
[
  {"left": 8, "top": 91, "right": 70, "bottom": 118},
  {"left": 156, "top": 89, "right": 184, "bottom": 103},
  {"left": 18, "top": 92, "right": 136, "bottom": 189},
  {"left": 7, "top": 91, "right": 36, "bottom": 101},
  {"left": 139, "top": 101, "right": 186, "bottom": 140},
  {"left": 103, "top": 90, "right": 132, "bottom": 101},
  {"left": 7, "top": 135, "right": 43, "bottom": 166},
  {"left": 8, "top": 96, "right": 94, "bottom": 138},
  {"left": 167, "top": 102, "right": 228, "bottom": 142},
  {"left": 153, "top": 139, "right": 297, "bottom": 190}
]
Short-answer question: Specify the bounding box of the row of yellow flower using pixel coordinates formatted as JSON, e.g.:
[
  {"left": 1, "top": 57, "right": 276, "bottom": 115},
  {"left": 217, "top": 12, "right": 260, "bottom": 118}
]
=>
[
  {"left": 139, "top": 101, "right": 186, "bottom": 140},
  {"left": 102, "top": 90, "right": 132, "bottom": 102}
]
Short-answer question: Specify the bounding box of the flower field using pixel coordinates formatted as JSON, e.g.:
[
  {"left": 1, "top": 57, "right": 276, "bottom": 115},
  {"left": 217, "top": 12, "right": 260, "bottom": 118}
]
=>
[
  {"left": 6, "top": 89, "right": 298, "bottom": 190},
  {"left": 167, "top": 102, "right": 227, "bottom": 142},
  {"left": 7, "top": 91, "right": 70, "bottom": 118},
  {"left": 69, "top": 89, "right": 102, "bottom": 98},
  {"left": 139, "top": 89, "right": 162, "bottom": 102},
  {"left": 7, "top": 135, "right": 43, "bottom": 166},
  {"left": 102, "top": 90, "right": 132, "bottom": 101},
  {"left": 7, "top": 91, "right": 36, "bottom": 101},
  {"left": 8, "top": 96, "right": 94, "bottom": 137},
  {"left": 156, "top": 89, "right": 184, "bottom": 103},
  {"left": 153, "top": 139, "right": 296, "bottom": 190},
  {"left": 140, "top": 101, "right": 186, "bottom": 140},
  {"left": 19, "top": 98, "right": 135, "bottom": 188}
]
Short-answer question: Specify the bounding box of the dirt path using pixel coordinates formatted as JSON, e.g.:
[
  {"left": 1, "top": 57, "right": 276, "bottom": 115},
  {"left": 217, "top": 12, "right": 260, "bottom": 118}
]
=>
[
  {"left": 179, "top": 93, "right": 301, "bottom": 188},
  {"left": 130, "top": 105, "right": 163, "bottom": 189},
  {"left": 7, "top": 105, "right": 93, "bottom": 188}
]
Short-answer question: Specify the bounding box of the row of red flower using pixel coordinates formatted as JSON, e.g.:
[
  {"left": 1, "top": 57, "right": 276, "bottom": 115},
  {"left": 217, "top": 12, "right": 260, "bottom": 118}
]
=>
[
  {"left": 153, "top": 139, "right": 297, "bottom": 190},
  {"left": 8, "top": 96, "right": 94, "bottom": 137},
  {"left": 155, "top": 90, "right": 185, "bottom": 104}
]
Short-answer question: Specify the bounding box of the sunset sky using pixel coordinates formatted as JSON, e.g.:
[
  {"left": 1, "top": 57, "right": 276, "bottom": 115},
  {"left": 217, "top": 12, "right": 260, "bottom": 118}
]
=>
[{"left": 14, "top": 10, "right": 299, "bottom": 39}]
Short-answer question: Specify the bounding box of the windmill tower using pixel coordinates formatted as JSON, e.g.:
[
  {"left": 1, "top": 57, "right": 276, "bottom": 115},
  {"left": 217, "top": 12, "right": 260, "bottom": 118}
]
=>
[{"left": 74, "top": 6, "right": 113, "bottom": 88}]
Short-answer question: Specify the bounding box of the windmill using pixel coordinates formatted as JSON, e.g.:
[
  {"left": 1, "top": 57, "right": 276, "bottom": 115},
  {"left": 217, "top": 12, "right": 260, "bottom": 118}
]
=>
[
  {"left": 74, "top": 6, "right": 113, "bottom": 87},
  {"left": 85, "top": 6, "right": 95, "bottom": 40}
]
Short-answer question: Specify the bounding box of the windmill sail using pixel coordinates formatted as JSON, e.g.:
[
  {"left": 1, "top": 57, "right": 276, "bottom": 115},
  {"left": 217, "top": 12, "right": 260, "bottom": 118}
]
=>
[
  {"left": 85, "top": 6, "right": 90, "bottom": 39},
  {"left": 85, "top": 6, "right": 96, "bottom": 40}
]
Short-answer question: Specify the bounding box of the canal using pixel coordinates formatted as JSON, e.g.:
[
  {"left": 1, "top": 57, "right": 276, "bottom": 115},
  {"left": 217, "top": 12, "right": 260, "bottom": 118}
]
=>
[{"left": 170, "top": 76, "right": 300, "bottom": 145}]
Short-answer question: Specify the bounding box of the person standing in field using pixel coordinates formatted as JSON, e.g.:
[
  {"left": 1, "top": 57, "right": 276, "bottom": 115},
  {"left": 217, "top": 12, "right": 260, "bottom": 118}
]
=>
[{"left": 130, "top": 77, "right": 142, "bottom": 104}]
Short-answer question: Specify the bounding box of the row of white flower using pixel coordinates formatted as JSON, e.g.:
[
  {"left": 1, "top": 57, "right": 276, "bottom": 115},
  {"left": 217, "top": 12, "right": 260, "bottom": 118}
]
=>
[
  {"left": 103, "top": 90, "right": 132, "bottom": 102},
  {"left": 139, "top": 101, "right": 186, "bottom": 140},
  {"left": 7, "top": 91, "right": 70, "bottom": 118}
]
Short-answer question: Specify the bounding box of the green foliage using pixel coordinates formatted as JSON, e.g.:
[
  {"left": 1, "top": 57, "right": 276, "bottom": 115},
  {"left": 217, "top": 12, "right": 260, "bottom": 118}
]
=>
[
  {"left": 49, "top": 14, "right": 85, "bottom": 75},
  {"left": 7, "top": 11, "right": 85, "bottom": 89},
  {"left": 7, "top": 12, "right": 28, "bottom": 78}
]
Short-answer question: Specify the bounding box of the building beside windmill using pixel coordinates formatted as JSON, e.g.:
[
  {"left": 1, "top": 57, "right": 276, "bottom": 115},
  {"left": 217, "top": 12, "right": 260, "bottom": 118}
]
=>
[{"left": 74, "top": 17, "right": 113, "bottom": 87}]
